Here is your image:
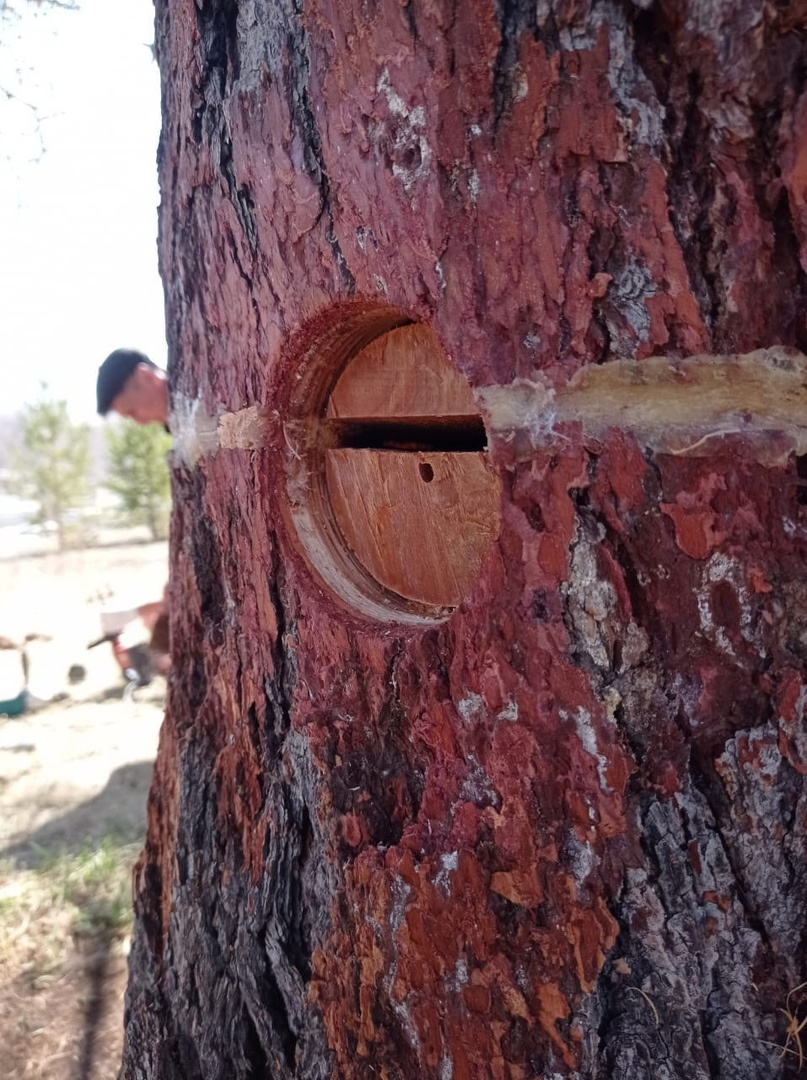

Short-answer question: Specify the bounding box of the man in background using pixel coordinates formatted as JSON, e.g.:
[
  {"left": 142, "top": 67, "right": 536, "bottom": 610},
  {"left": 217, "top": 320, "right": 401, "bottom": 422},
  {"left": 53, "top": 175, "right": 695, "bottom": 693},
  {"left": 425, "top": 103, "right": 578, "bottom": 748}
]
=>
[
  {"left": 96, "top": 348, "right": 169, "bottom": 427},
  {"left": 96, "top": 348, "right": 171, "bottom": 677}
]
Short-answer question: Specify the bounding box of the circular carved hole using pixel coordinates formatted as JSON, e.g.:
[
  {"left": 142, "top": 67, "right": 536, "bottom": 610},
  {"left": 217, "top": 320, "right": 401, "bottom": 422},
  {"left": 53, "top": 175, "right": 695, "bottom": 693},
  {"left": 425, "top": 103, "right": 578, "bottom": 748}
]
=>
[{"left": 283, "top": 304, "right": 500, "bottom": 623}]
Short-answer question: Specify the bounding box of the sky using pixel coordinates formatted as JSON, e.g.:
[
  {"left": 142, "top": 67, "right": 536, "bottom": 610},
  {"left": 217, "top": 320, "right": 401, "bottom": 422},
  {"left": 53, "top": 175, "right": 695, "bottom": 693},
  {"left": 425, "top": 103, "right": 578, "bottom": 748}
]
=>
[{"left": 0, "top": 0, "right": 165, "bottom": 425}]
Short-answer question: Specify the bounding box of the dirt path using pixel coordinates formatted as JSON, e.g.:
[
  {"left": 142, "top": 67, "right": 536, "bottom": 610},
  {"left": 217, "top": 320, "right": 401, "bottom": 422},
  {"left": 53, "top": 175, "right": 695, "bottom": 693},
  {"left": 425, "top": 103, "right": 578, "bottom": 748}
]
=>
[
  {"left": 0, "top": 690, "right": 165, "bottom": 1080},
  {"left": 0, "top": 688, "right": 164, "bottom": 861},
  {"left": 0, "top": 540, "right": 168, "bottom": 1080}
]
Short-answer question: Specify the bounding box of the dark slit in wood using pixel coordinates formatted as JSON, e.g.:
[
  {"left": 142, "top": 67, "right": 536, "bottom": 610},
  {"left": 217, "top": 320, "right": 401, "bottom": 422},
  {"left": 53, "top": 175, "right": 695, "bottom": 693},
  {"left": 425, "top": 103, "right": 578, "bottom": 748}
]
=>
[{"left": 323, "top": 415, "right": 488, "bottom": 452}]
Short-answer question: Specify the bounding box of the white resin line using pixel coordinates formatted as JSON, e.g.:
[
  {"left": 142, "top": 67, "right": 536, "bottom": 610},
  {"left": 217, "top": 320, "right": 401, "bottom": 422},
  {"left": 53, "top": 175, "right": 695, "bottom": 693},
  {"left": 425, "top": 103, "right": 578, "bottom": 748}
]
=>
[
  {"left": 478, "top": 347, "right": 807, "bottom": 464},
  {"left": 170, "top": 348, "right": 807, "bottom": 468}
]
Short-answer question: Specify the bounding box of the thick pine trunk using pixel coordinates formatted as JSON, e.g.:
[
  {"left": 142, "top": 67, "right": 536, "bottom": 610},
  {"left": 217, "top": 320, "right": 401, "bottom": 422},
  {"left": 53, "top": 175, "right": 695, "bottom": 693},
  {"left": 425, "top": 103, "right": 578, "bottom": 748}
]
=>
[{"left": 122, "top": 2, "right": 807, "bottom": 1078}]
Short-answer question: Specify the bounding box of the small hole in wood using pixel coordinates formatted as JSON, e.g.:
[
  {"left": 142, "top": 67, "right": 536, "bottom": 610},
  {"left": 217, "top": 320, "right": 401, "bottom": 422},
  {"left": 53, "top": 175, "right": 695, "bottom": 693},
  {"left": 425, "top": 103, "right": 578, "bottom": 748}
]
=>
[{"left": 419, "top": 462, "right": 435, "bottom": 483}]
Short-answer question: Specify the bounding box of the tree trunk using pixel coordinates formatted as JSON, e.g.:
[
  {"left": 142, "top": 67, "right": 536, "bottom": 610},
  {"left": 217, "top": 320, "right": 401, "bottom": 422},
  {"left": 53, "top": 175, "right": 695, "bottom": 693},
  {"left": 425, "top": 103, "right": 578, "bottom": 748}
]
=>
[{"left": 122, "top": 2, "right": 807, "bottom": 1078}]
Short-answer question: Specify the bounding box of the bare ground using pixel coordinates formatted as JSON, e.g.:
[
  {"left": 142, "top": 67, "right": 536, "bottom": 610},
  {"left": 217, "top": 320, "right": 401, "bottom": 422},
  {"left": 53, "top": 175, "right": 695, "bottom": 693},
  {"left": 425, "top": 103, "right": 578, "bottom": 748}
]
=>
[{"left": 0, "top": 536, "right": 167, "bottom": 1080}]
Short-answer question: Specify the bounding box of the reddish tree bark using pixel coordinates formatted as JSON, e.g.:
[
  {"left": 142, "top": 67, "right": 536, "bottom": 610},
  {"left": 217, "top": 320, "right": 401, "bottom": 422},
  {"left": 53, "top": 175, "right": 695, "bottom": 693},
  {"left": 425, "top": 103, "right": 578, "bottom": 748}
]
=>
[{"left": 123, "top": 2, "right": 807, "bottom": 1078}]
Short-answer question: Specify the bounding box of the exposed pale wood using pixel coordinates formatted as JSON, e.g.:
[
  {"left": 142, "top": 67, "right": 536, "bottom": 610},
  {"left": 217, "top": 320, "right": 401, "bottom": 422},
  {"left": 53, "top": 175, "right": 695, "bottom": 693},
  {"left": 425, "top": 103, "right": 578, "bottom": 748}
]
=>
[
  {"left": 326, "top": 324, "right": 477, "bottom": 419},
  {"left": 479, "top": 348, "right": 807, "bottom": 463},
  {"left": 325, "top": 449, "right": 500, "bottom": 608},
  {"left": 320, "top": 322, "right": 497, "bottom": 610}
]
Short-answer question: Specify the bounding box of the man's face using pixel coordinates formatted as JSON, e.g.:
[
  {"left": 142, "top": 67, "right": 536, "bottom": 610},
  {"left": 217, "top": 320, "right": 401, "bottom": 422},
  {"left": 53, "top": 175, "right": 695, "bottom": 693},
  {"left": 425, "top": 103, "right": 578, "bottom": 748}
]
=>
[{"left": 110, "top": 364, "right": 167, "bottom": 425}]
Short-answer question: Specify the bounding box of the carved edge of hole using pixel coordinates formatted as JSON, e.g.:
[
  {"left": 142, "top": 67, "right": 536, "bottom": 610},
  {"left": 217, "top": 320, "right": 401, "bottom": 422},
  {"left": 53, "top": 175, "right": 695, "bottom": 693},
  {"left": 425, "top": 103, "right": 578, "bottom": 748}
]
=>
[{"left": 281, "top": 303, "right": 464, "bottom": 625}]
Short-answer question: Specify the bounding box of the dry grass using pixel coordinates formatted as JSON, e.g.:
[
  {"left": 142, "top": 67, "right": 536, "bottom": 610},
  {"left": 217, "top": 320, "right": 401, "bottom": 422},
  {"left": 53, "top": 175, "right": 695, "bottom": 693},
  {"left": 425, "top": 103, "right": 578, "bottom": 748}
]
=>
[
  {"left": 0, "top": 838, "right": 142, "bottom": 1080},
  {"left": 0, "top": 538, "right": 166, "bottom": 1080},
  {"left": 776, "top": 981, "right": 807, "bottom": 1072},
  {"left": 0, "top": 838, "right": 139, "bottom": 968}
]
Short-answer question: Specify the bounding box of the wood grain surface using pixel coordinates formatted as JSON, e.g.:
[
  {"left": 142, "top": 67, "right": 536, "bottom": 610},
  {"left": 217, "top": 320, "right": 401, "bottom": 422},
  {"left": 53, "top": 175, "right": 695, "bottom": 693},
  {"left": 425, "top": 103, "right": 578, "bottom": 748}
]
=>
[
  {"left": 326, "top": 324, "right": 477, "bottom": 419},
  {"left": 325, "top": 449, "right": 499, "bottom": 606}
]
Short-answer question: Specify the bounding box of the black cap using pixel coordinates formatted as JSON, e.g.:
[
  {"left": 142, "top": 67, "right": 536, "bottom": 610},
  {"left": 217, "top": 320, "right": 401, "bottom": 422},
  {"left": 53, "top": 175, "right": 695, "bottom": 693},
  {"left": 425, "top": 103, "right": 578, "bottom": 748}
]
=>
[{"left": 96, "top": 349, "right": 156, "bottom": 415}]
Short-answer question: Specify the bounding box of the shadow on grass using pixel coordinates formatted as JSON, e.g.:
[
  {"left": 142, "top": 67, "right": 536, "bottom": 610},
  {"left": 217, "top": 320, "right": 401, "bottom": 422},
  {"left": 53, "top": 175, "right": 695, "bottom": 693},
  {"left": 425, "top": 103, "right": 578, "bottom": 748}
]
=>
[
  {"left": 0, "top": 764, "right": 155, "bottom": 1080},
  {"left": 85, "top": 681, "right": 167, "bottom": 706},
  {"left": 76, "top": 942, "right": 113, "bottom": 1080},
  {"left": 0, "top": 760, "right": 155, "bottom": 869},
  {"left": 86, "top": 685, "right": 127, "bottom": 704}
]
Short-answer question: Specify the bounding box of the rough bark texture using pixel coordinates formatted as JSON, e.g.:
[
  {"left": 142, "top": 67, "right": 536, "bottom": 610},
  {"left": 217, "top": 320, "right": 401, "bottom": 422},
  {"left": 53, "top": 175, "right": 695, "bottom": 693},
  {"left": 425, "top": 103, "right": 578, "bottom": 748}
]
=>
[{"left": 123, "top": 2, "right": 807, "bottom": 1078}]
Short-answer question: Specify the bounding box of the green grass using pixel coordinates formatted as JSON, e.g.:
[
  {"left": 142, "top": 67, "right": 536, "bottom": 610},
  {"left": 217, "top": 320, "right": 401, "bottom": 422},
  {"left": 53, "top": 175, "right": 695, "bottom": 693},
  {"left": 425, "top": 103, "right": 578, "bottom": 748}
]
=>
[
  {"left": 46, "top": 838, "right": 138, "bottom": 938},
  {"left": 0, "top": 837, "right": 140, "bottom": 986}
]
